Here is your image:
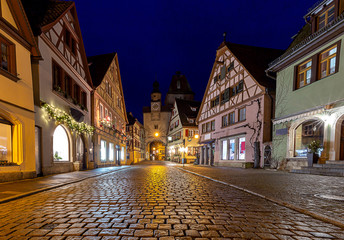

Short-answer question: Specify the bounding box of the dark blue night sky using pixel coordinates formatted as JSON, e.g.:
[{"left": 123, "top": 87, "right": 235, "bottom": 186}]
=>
[{"left": 75, "top": 0, "right": 317, "bottom": 122}]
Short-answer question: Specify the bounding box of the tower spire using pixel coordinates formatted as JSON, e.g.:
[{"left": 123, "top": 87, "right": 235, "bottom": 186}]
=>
[{"left": 223, "top": 32, "right": 227, "bottom": 42}]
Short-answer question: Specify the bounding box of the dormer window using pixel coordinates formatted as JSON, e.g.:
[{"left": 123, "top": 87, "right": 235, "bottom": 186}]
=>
[{"left": 318, "top": 5, "right": 335, "bottom": 30}]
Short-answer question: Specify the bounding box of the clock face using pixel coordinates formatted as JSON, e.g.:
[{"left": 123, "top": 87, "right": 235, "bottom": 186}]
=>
[{"left": 152, "top": 102, "right": 160, "bottom": 111}]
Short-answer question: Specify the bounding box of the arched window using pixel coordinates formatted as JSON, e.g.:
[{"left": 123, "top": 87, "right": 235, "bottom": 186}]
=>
[
  {"left": 53, "top": 125, "right": 69, "bottom": 161},
  {"left": 294, "top": 119, "right": 324, "bottom": 157},
  {"left": 0, "top": 117, "right": 12, "bottom": 164}
]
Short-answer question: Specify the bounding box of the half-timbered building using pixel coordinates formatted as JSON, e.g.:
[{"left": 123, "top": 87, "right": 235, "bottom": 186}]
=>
[
  {"left": 167, "top": 99, "right": 200, "bottom": 164},
  {"left": 197, "top": 41, "right": 283, "bottom": 167},
  {"left": 126, "top": 112, "right": 145, "bottom": 164},
  {"left": 88, "top": 53, "right": 128, "bottom": 167},
  {"left": 23, "top": 0, "right": 94, "bottom": 175},
  {"left": 0, "top": 0, "right": 41, "bottom": 182}
]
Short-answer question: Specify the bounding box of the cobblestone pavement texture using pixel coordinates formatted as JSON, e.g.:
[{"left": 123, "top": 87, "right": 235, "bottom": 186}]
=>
[
  {"left": 0, "top": 161, "right": 343, "bottom": 239},
  {"left": 181, "top": 165, "right": 344, "bottom": 226}
]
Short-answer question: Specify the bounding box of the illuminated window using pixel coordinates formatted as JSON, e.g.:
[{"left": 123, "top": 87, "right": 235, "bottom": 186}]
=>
[
  {"left": 220, "top": 136, "right": 245, "bottom": 160},
  {"left": 100, "top": 140, "right": 107, "bottom": 161},
  {"left": 0, "top": 118, "right": 12, "bottom": 164},
  {"left": 109, "top": 143, "right": 114, "bottom": 161},
  {"left": 318, "top": 5, "right": 335, "bottom": 30},
  {"left": 53, "top": 125, "right": 69, "bottom": 161},
  {"left": 319, "top": 45, "right": 337, "bottom": 79},
  {"left": 294, "top": 120, "right": 323, "bottom": 157},
  {"left": 0, "top": 35, "right": 15, "bottom": 75},
  {"left": 238, "top": 137, "right": 245, "bottom": 160},
  {"left": 99, "top": 103, "right": 103, "bottom": 120},
  {"left": 297, "top": 60, "right": 312, "bottom": 88},
  {"left": 222, "top": 140, "right": 227, "bottom": 160},
  {"left": 121, "top": 146, "right": 125, "bottom": 160}
]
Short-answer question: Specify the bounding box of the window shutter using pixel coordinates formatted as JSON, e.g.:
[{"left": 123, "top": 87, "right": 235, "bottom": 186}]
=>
[{"left": 185, "top": 129, "right": 189, "bottom": 137}]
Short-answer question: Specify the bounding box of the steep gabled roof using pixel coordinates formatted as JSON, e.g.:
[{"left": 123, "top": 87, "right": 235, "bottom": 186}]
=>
[
  {"left": 87, "top": 53, "right": 117, "bottom": 88},
  {"left": 21, "top": 0, "right": 73, "bottom": 35},
  {"left": 167, "top": 72, "right": 194, "bottom": 95},
  {"left": 175, "top": 99, "right": 200, "bottom": 127},
  {"left": 224, "top": 42, "right": 284, "bottom": 88}
]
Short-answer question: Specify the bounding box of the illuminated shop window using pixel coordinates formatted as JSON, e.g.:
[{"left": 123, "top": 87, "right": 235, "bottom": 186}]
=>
[
  {"left": 109, "top": 143, "right": 114, "bottom": 161},
  {"left": 121, "top": 146, "right": 125, "bottom": 160},
  {"left": 294, "top": 120, "right": 324, "bottom": 157},
  {"left": 53, "top": 125, "right": 69, "bottom": 161},
  {"left": 220, "top": 135, "right": 245, "bottom": 160},
  {"left": 101, "top": 140, "right": 107, "bottom": 161},
  {"left": 0, "top": 118, "right": 12, "bottom": 164}
]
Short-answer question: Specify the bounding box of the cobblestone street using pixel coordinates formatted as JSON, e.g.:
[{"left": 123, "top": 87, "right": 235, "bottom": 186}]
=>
[{"left": 0, "top": 162, "right": 343, "bottom": 239}]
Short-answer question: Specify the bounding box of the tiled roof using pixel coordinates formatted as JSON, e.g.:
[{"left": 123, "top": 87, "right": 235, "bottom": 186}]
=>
[
  {"left": 224, "top": 42, "right": 284, "bottom": 88},
  {"left": 175, "top": 99, "right": 201, "bottom": 127},
  {"left": 22, "top": 0, "right": 73, "bottom": 35},
  {"left": 87, "top": 53, "right": 116, "bottom": 88}
]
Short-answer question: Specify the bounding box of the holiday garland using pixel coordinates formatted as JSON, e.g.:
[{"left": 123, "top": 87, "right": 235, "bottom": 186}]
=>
[{"left": 42, "top": 102, "right": 95, "bottom": 135}]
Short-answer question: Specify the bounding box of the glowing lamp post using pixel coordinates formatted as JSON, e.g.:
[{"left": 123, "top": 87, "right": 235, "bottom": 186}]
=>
[{"left": 154, "top": 132, "right": 159, "bottom": 137}]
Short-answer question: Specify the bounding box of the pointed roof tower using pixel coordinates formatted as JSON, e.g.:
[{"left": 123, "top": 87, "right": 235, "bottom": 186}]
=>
[{"left": 165, "top": 71, "right": 194, "bottom": 107}]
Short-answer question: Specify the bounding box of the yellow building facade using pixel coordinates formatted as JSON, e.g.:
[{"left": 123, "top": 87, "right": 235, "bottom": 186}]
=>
[{"left": 0, "top": 0, "right": 41, "bottom": 182}]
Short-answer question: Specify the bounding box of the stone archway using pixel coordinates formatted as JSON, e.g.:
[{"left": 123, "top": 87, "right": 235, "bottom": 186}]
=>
[{"left": 147, "top": 141, "right": 166, "bottom": 161}]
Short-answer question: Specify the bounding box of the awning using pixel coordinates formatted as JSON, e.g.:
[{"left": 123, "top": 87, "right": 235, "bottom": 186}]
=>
[{"left": 199, "top": 139, "right": 215, "bottom": 146}]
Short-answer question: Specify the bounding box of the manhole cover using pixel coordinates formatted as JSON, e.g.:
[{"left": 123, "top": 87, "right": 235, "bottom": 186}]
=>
[{"left": 315, "top": 194, "right": 344, "bottom": 201}]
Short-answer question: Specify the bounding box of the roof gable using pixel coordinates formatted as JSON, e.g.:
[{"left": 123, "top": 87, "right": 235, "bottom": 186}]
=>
[
  {"left": 175, "top": 99, "right": 200, "bottom": 127},
  {"left": 88, "top": 52, "right": 116, "bottom": 88}
]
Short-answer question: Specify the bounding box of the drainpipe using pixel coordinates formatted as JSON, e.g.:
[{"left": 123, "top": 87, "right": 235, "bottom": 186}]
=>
[{"left": 265, "top": 70, "right": 276, "bottom": 142}]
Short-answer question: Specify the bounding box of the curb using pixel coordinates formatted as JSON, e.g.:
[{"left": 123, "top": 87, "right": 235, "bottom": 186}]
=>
[
  {"left": 176, "top": 167, "right": 344, "bottom": 229},
  {"left": 0, "top": 166, "right": 130, "bottom": 205}
]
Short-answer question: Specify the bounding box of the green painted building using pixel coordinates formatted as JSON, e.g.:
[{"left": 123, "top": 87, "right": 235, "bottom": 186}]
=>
[{"left": 267, "top": 0, "right": 344, "bottom": 170}]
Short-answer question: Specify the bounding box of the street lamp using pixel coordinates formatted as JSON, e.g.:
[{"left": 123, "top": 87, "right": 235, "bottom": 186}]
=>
[{"left": 154, "top": 132, "right": 159, "bottom": 137}]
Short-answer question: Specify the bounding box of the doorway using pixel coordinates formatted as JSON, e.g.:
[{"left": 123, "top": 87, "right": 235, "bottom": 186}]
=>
[
  {"left": 76, "top": 136, "right": 86, "bottom": 170},
  {"left": 35, "top": 126, "right": 42, "bottom": 176}
]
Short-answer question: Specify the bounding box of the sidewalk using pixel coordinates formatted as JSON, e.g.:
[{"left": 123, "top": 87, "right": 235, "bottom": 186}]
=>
[
  {"left": 178, "top": 164, "right": 344, "bottom": 228},
  {"left": 0, "top": 166, "right": 129, "bottom": 204}
]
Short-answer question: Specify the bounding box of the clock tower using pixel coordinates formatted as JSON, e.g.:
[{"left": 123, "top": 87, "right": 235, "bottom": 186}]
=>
[{"left": 151, "top": 81, "right": 161, "bottom": 112}]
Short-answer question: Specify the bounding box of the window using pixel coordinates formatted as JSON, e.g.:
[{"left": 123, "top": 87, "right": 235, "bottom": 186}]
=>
[
  {"left": 238, "top": 137, "right": 246, "bottom": 160},
  {"left": 222, "top": 115, "right": 228, "bottom": 127},
  {"left": 0, "top": 118, "right": 12, "bottom": 164},
  {"left": 202, "top": 124, "right": 206, "bottom": 133},
  {"left": 230, "top": 80, "right": 244, "bottom": 97},
  {"left": 74, "top": 84, "right": 80, "bottom": 104},
  {"left": 105, "top": 108, "right": 108, "bottom": 118},
  {"left": 213, "top": 75, "right": 218, "bottom": 84},
  {"left": 81, "top": 91, "right": 87, "bottom": 109},
  {"left": 239, "top": 108, "right": 246, "bottom": 122},
  {"left": 211, "top": 120, "right": 215, "bottom": 131},
  {"left": 229, "top": 112, "right": 235, "bottom": 125},
  {"left": 109, "top": 112, "right": 112, "bottom": 122},
  {"left": 65, "top": 75, "right": 73, "bottom": 97},
  {"left": 294, "top": 120, "right": 324, "bottom": 157},
  {"left": 206, "top": 122, "right": 211, "bottom": 132},
  {"left": 52, "top": 62, "right": 63, "bottom": 91},
  {"left": 221, "top": 88, "right": 230, "bottom": 104},
  {"left": 53, "top": 125, "right": 69, "bottom": 161},
  {"left": 109, "top": 143, "right": 114, "bottom": 161},
  {"left": 65, "top": 30, "right": 71, "bottom": 48},
  {"left": 100, "top": 140, "right": 107, "bottom": 161},
  {"left": 297, "top": 60, "right": 312, "bottom": 88},
  {"left": 99, "top": 103, "right": 104, "bottom": 120},
  {"left": 227, "top": 62, "right": 234, "bottom": 73},
  {"left": 71, "top": 39, "right": 77, "bottom": 55},
  {"left": 220, "top": 136, "right": 245, "bottom": 160},
  {"left": 154, "top": 125, "right": 158, "bottom": 129},
  {"left": 0, "top": 36, "right": 15, "bottom": 75},
  {"left": 211, "top": 95, "right": 220, "bottom": 108},
  {"left": 318, "top": 5, "right": 335, "bottom": 30},
  {"left": 65, "top": 29, "right": 77, "bottom": 55},
  {"left": 319, "top": 45, "right": 337, "bottom": 79}
]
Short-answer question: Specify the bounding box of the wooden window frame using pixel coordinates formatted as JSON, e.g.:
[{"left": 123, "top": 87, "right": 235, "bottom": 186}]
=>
[
  {"left": 220, "top": 88, "right": 230, "bottom": 105},
  {"left": 52, "top": 61, "right": 64, "bottom": 92},
  {"left": 64, "top": 28, "right": 77, "bottom": 56},
  {"left": 229, "top": 112, "right": 235, "bottom": 125},
  {"left": 317, "top": 4, "right": 335, "bottom": 30},
  {"left": 293, "top": 41, "right": 341, "bottom": 91},
  {"left": 318, "top": 44, "right": 339, "bottom": 79},
  {"left": 210, "top": 95, "right": 220, "bottom": 108},
  {"left": 296, "top": 58, "right": 313, "bottom": 89},
  {"left": 238, "top": 108, "right": 246, "bottom": 122},
  {"left": 0, "top": 34, "right": 16, "bottom": 80},
  {"left": 222, "top": 114, "right": 228, "bottom": 127}
]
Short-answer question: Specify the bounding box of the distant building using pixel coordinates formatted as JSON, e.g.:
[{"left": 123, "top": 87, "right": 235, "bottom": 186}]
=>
[
  {"left": 197, "top": 41, "right": 282, "bottom": 168},
  {"left": 0, "top": 0, "right": 41, "bottom": 182},
  {"left": 126, "top": 112, "right": 145, "bottom": 164},
  {"left": 143, "top": 72, "right": 195, "bottom": 161},
  {"left": 267, "top": 0, "right": 344, "bottom": 172},
  {"left": 167, "top": 99, "right": 200, "bottom": 164},
  {"left": 23, "top": 0, "right": 94, "bottom": 175},
  {"left": 88, "top": 53, "right": 128, "bottom": 167}
]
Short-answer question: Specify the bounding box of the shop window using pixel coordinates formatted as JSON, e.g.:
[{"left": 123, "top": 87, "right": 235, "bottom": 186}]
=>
[
  {"left": 220, "top": 136, "right": 245, "bottom": 161},
  {"left": 0, "top": 118, "right": 12, "bottom": 164},
  {"left": 121, "top": 146, "right": 125, "bottom": 160},
  {"left": 109, "top": 143, "right": 114, "bottom": 161},
  {"left": 100, "top": 140, "right": 107, "bottom": 161},
  {"left": 53, "top": 125, "right": 69, "bottom": 161},
  {"left": 238, "top": 137, "right": 246, "bottom": 160},
  {"left": 294, "top": 120, "right": 324, "bottom": 157},
  {"left": 222, "top": 140, "right": 227, "bottom": 160}
]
